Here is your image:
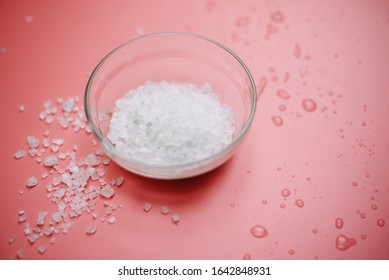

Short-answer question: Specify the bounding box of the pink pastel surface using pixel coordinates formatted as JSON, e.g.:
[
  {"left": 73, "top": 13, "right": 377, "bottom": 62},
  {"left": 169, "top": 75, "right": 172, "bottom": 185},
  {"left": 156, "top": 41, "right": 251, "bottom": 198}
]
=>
[{"left": 1, "top": 0, "right": 388, "bottom": 259}]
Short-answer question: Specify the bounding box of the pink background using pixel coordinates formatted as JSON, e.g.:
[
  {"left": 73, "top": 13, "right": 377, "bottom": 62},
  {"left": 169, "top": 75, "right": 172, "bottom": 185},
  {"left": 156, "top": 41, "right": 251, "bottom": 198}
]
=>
[{"left": 1, "top": 0, "right": 388, "bottom": 259}]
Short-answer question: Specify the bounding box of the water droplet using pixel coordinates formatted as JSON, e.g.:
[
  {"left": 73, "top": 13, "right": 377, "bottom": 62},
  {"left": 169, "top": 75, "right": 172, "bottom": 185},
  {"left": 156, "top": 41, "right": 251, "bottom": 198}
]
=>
[
  {"left": 279, "top": 104, "right": 286, "bottom": 111},
  {"left": 280, "top": 203, "right": 286, "bottom": 209},
  {"left": 235, "top": 16, "right": 251, "bottom": 28},
  {"left": 335, "top": 234, "right": 357, "bottom": 251},
  {"left": 295, "top": 199, "right": 304, "bottom": 208},
  {"left": 371, "top": 204, "right": 377, "bottom": 210},
  {"left": 335, "top": 218, "right": 344, "bottom": 229},
  {"left": 288, "top": 249, "right": 295, "bottom": 255},
  {"left": 370, "top": 196, "right": 375, "bottom": 200},
  {"left": 281, "top": 188, "right": 291, "bottom": 197},
  {"left": 312, "top": 228, "right": 318, "bottom": 234},
  {"left": 356, "top": 210, "right": 361, "bottom": 214},
  {"left": 261, "top": 199, "right": 268, "bottom": 205},
  {"left": 276, "top": 89, "right": 290, "bottom": 100},
  {"left": 231, "top": 32, "right": 240, "bottom": 42},
  {"left": 361, "top": 121, "right": 367, "bottom": 127},
  {"left": 250, "top": 225, "right": 268, "bottom": 238},
  {"left": 360, "top": 213, "right": 366, "bottom": 219},
  {"left": 302, "top": 99, "right": 317, "bottom": 112},
  {"left": 377, "top": 219, "right": 385, "bottom": 227},
  {"left": 270, "top": 11, "right": 285, "bottom": 23},
  {"left": 271, "top": 116, "right": 284, "bottom": 126},
  {"left": 361, "top": 234, "right": 366, "bottom": 240},
  {"left": 306, "top": 177, "right": 311, "bottom": 181},
  {"left": 352, "top": 181, "right": 358, "bottom": 187},
  {"left": 243, "top": 253, "right": 251, "bottom": 260},
  {"left": 230, "top": 203, "right": 235, "bottom": 208},
  {"left": 256, "top": 77, "right": 267, "bottom": 96},
  {"left": 277, "top": 167, "right": 282, "bottom": 171}
]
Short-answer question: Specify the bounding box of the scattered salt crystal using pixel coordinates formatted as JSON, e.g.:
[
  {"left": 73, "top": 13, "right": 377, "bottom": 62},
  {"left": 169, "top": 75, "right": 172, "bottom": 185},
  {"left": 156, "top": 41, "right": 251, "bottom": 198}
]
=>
[
  {"left": 44, "top": 155, "right": 58, "bottom": 167},
  {"left": 18, "top": 215, "right": 27, "bottom": 223},
  {"left": 91, "top": 139, "right": 97, "bottom": 146},
  {"left": 27, "top": 136, "right": 40, "bottom": 148},
  {"left": 160, "top": 206, "right": 170, "bottom": 214},
  {"left": 103, "top": 201, "right": 110, "bottom": 207},
  {"left": 102, "top": 158, "right": 110, "bottom": 165},
  {"left": 73, "top": 145, "right": 78, "bottom": 151},
  {"left": 56, "top": 97, "right": 64, "bottom": 104},
  {"left": 36, "top": 157, "right": 42, "bottom": 163},
  {"left": 8, "top": 237, "right": 16, "bottom": 244},
  {"left": 45, "top": 115, "right": 54, "bottom": 124},
  {"left": 39, "top": 111, "right": 48, "bottom": 120},
  {"left": 105, "top": 207, "right": 113, "bottom": 215},
  {"left": 85, "top": 225, "right": 97, "bottom": 234},
  {"left": 33, "top": 227, "right": 41, "bottom": 233},
  {"left": 69, "top": 165, "right": 79, "bottom": 173},
  {"left": 27, "top": 235, "right": 37, "bottom": 244},
  {"left": 92, "top": 213, "right": 99, "bottom": 219},
  {"left": 100, "top": 185, "right": 115, "bottom": 198},
  {"left": 38, "top": 245, "right": 47, "bottom": 254},
  {"left": 17, "top": 250, "right": 24, "bottom": 259},
  {"left": 14, "top": 150, "right": 27, "bottom": 159},
  {"left": 116, "top": 176, "right": 124, "bottom": 187},
  {"left": 136, "top": 27, "right": 145, "bottom": 36},
  {"left": 44, "top": 227, "right": 55, "bottom": 236},
  {"left": 52, "top": 212, "right": 62, "bottom": 223},
  {"left": 18, "top": 210, "right": 25, "bottom": 216},
  {"left": 108, "top": 216, "right": 116, "bottom": 224},
  {"left": 172, "top": 214, "right": 181, "bottom": 224},
  {"left": 43, "top": 138, "right": 51, "bottom": 148},
  {"left": 19, "top": 105, "right": 26, "bottom": 112},
  {"left": 52, "top": 138, "right": 64, "bottom": 146},
  {"left": 24, "top": 15, "right": 33, "bottom": 23},
  {"left": 18, "top": 190, "right": 24, "bottom": 195},
  {"left": 51, "top": 145, "right": 59, "bottom": 152},
  {"left": 62, "top": 99, "right": 74, "bottom": 113},
  {"left": 143, "top": 203, "right": 152, "bottom": 212},
  {"left": 58, "top": 153, "right": 67, "bottom": 159},
  {"left": 24, "top": 227, "right": 32, "bottom": 235},
  {"left": 41, "top": 172, "right": 48, "bottom": 179},
  {"left": 43, "top": 130, "right": 50, "bottom": 137},
  {"left": 26, "top": 176, "right": 38, "bottom": 187}
]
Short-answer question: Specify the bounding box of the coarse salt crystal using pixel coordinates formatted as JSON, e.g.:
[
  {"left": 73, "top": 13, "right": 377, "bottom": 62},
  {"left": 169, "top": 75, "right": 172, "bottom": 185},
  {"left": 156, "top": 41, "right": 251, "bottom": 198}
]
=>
[
  {"left": 18, "top": 210, "right": 25, "bottom": 216},
  {"left": 27, "top": 136, "right": 40, "bottom": 148},
  {"left": 108, "top": 216, "right": 116, "bottom": 224},
  {"left": 102, "top": 158, "right": 111, "bottom": 165},
  {"left": 52, "top": 138, "right": 65, "bottom": 146},
  {"left": 8, "top": 237, "right": 16, "bottom": 244},
  {"left": 14, "top": 150, "right": 27, "bottom": 159},
  {"left": 45, "top": 115, "right": 54, "bottom": 124},
  {"left": 85, "top": 225, "right": 97, "bottom": 234},
  {"left": 43, "top": 130, "right": 50, "bottom": 137},
  {"left": 19, "top": 105, "right": 26, "bottom": 112},
  {"left": 17, "top": 250, "right": 24, "bottom": 259},
  {"left": 99, "top": 185, "right": 115, "bottom": 198},
  {"left": 50, "top": 238, "right": 56, "bottom": 244},
  {"left": 172, "top": 214, "right": 181, "bottom": 224},
  {"left": 26, "top": 176, "right": 38, "bottom": 187},
  {"left": 18, "top": 215, "right": 27, "bottom": 223},
  {"left": 62, "top": 99, "right": 74, "bottom": 113},
  {"left": 41, "top": 172, "right": 48, "bottom": 179},
  {"left": 116, "top": 176, "right": 124, "bottom": 187},
  {"left": 24, "top": 227, "right": 32, "bottom": 235},
  {"left": 44, "top": 155, "right": 58, "bottom": 167},
  {"left": 143, "top": 203, "right": 152, "bottom": 212},
  {"left": 38, "top": 245, "right": 47, "bottom": 254}
]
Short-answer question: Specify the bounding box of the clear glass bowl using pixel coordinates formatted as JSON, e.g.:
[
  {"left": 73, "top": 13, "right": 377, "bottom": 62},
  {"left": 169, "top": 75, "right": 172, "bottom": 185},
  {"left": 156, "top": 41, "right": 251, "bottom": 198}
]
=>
[{"left": 85, "top": 32, "right": 257, "bottom": 179}]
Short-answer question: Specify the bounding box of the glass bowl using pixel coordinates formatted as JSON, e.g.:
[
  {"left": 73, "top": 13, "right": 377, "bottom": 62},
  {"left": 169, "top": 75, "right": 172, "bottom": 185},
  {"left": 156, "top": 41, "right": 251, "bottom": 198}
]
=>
[{"left": 85, "top": 32, "right": 256, "bottom": 179}]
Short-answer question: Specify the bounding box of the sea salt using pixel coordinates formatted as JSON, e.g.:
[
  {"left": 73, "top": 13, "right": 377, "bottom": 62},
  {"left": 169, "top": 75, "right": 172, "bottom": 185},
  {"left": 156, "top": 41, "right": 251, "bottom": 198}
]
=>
[
  {"left": 172, "top": 214, "right": 181, "bottom": 224},
  {"left": 19, "top": 105, "right": 26, "bottom": 112},
  {"left": 107, "top": 80, "right": 235, "bottom": 165},
  {"left": 86, "top": 225, "right": 97, "bottom": 234},
  {"left": 27, "top": 136, "right": 40, "bottom": 148},
  {"left": 14, "top": 150, "right": 27, "bottom": 159},
  {"left": 108, "top": 216, "right": 116, "bottom": 224},
  {"left": 100, "top": 185, "right": 115, "bottom": 198},
  {"left": 143, "top": 203, "right": 152, "bottom": 212},
  {"left": 160, "top": 206, "right": 170, "bottom": 215},
  {"left": 26, "top": 176, "right": 38, "bottom": 187},
  {"left": 44, "top": 155, "right": 58, "bottom": 167}
]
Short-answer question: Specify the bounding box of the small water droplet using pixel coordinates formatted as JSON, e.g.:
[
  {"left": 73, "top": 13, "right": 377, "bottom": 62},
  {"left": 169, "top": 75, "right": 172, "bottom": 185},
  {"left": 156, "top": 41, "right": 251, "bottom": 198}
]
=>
[
  {"left": 243, "top": 253, "right": 251, "bottom": 260},
  {"left": 356, "top": 210, "right": 361, "bottom": 214},
  {"left": 352, "top": 181, "right": 358, "bottom": 187},
  {"left": 231, "top": 32, "right": 240, "bottom": 42},
  {"left": 230, "top": 203, "right": 235, "bottom": 208},
  {"left": 335, "top": 234, "right": 357, "bottom": 251},
  {"left": 361, "top": 121, "right": 367, "bottom": 127},
  {"left": 361, "top": 234, "right": 366, "bottom": 240},
  {"left": 295, "top": 199, "right": 304, "bottom": 208},
  {"left": 256, "top": 77, "right": 267, "bottom": 96},
  {"left": 250, "top": 225, "right": 268, "bottom": 238},
  {"left": 277, "top": 167, "right": 282, "bottom": 171},
  {"left": 288, "top": 249, "right": 295, "bottom": 255},
  {"left": 270, "top": 11, "right": 284, "bottom": 23},
  {"left": 377, "top": 219, "right": 385, "bottom": 227},
  {"left": 335, "top": 218, "right": 344, "bottom": 229},
  {"left": 312, "top": 228, "right": 318, "bottom": 234},
  {"left": 280, "top": 203, "right": 286, "bottom": 209},
  {"left": 235, "top": 16, "right": 251, "bottom": 28},
  {"left": 371, "top": 204, "right": 377, "bottom": 210},
  {"left": 276, "top": 89, "right": 290, "bottom": 100},
  {"left": 360, "top": 213, "right": 366, "bottom": 219},
  {"left": 302, "top": 99, "right": 317, "bottom": 112},
  {"left": 279, "top": 104, "right": 286, "bottom": 111},
  {"left": 271, "top": 115, "right": 284, "bottom": 126},
  {"left": 370, "top": 196, "right": 375, "bottom": 200},
  {"left": 281, "top": 188, "right": 291, "bottom": 197},
  {"left": 306, "top": 177, "right": 311, "bottom": 181},
  {"left": 261, "top": 199, "right": 268, "bottom": 205}
]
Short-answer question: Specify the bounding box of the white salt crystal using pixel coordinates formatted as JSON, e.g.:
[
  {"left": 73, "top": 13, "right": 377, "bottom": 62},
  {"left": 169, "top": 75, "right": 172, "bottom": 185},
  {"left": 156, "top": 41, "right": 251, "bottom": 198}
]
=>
[
  {"left": 143, "top": 203, "right": 152, "bottom": 212},
  {"left": 172, "top": 214, "right": 181, "bottom": 224},
  {"left": 107, "top": 81, "right": 235, "bottom": 165},
  {"left": 52, "top": 138, "right": 64, "bottom": 146},
  {"left": 43, "top": 130, "right": 50, "bottom": 137},
  {"left": 19, "top": 105, "right": 25, "bottom": 112},
  {"left": 51, "top": 145, "right": 59, "bottom": 152},
  {"left": 105, "top": 207, "right": 113, "bottom": 215},
  {"left": 99, "top": 185, "right": 115, "bottom": 198},
  {"left": 92, "top": 213, "right": 99, "bottom": 219},
  {"left": 43, "top": 138, "right": 51, "bottom": 148},
  {"left": 44, "top": 155, "right": 58, "bottom": 167},
  {"left": 44, "top": 227, "right": 54, "bottom": 236},
  {"left": 45, "top": 115, "right": 54, "bottom": 124},
  {"left": 14, "top": 150, "right": 26, "bottom": 159},
  {"left": 116, "top": 176, "right": 124, "bottom": 187},
  {"left": 17, "top": 250, "right": 24, "bottom": 259},
  {"left": 108, "top": 216, "right": 116, "bottom": 224},
  {"left": 27, "top": 235, "right": 37, "bottom": 244},
  {"left": 24, "top": 227, "right": 32, "bottom": 235},
  {"left": 85, "top": 225, "right": 97, "bottom": 234},
  {"left": 41, "top": 172, "right": 48, "bottom": 179},
  {"left": 62, "top": 99, "right": 74, "bottom": 113},
  {"left": 36, "top": 157, "right": 42, "bottom": 163},
  {"left": 52, "top": 212, "right": 62, "bottom": 223},
  {"left": 26, "top": 176, "right": 38, "bottom": 187},
  {"left": 27, "top": 136, "right": 40, "bottom": 148},
  {"left": 56, "top": 97, "right": 64, "bottom": 104},
  {"left": 50, "top": 237, "right": 56, "bottom": 244},
  {"left": 58, "top": 153, "right": 67, "bottom": 159},
  {"left": 18, "top": 190, "right": 24, "bottom": 195},
  {"left": 18, "top": 210, "right": 25, "bottom": 216},
  {"left": 38, "top": 245, "right": 47, "bottom": 254},
  {"left": 136, "top": 27, "right": 145, "bottom": 36},
  {"left": 8, "top": 237, "right": 16, "bottom": 244},
  {"left": 39, "top": 111, "right": 48, "bottom": 120},
  {"left": 102, "top": 158, "right": 110, "bottom": 165},
  {"left": 18, "top": 215, "right": 27, "bottom": 223},
  {"left": 160, "top": 206, "right": 170, "bottom": 215}
]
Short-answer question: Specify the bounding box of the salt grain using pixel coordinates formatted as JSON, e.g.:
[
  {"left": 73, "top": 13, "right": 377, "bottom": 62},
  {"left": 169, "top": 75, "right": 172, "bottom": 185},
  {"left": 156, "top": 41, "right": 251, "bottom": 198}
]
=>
[
  {"left": 18, "top": 215, "right": 27, "bottom": 223},
  {"left": 172, "top": 214, "right": 181, "bottom": 224},
  {"left": 27, "top": 136, "right": 40, "bottom": 148},
  {"left": 19, "top": 105, "right": 26, "bottom": 112},
  {"left": 116, "top": 176, "right": 124, "bottom": 187},
  {"left": 8, "top": 237, "right": 16, "bottom": 244},
  {"left": 108, "top": 216, "right": 116, "bottom": 224},
  {"left": 86, "top": 225, "right": 97, "bottom": 234},
  {"left": 100, "top": 185, "right": 115, "bottom": 198},
  {"left": 14, "top": 150, "right": 27, "bottom": 159},
  {"left": 18, "top": 210, "right": 25, "bottom": 216},
  {"left": 38, "top": 245, "right": 47, "bottom": 254},
  {"left": 17, "top": 250, "right": 24, "bottom": 259},
  {"left": 44, "top": 155, "right": 58, "bottom": 167},
  {"left": 107, "top": 81, "right": 235, "bottom": 165},
  {"left": 26, "top": 176, "right": 38, "bottom": 187}
]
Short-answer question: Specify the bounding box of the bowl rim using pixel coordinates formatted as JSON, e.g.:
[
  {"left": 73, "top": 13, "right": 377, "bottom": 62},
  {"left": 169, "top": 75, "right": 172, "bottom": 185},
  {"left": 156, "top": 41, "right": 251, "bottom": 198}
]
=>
[{"left": 84, "top": 31, "right": 257, "bottom": 169}]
